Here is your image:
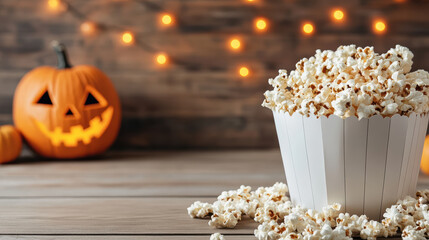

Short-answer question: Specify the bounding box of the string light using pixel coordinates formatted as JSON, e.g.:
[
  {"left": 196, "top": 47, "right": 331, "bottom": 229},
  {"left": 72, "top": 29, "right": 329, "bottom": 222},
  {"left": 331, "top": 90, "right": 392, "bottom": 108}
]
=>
[
  {"left": 121, "top": 32, "right": 134, "bottom": 45},
  {"left": 47, "top": 0, "right": 61, "bottom": 11},
  {"left": 254, "top": 18, "right": 268, "bottom": 32},
  {"left": 239, "top": 67, "right": 249, "bottom": 77},
  {"left": 156, "top": 53, "right": 168, "bottom": 65},
  {"left": 161, "top": 14, "right": 173, "bottom": 25},
  {"left": 302, "top": 22, "right": 315, "bottom": 35},
  {"left": 373, "top": 19, "right": 387, "bottom": 34},
  {"left": 331, "top": 9, "right": 345, "bottom": 22},
  {"left": 47, "top": 0, "right": 393, "bottom": 73},
  {"left": 48, "top": 0, "right": 59, "bottom": 9},
  {"left": 230, "top": 38, "right": 241, "bottom": 51},
  {"left": 80, "top": 21, "right": 97, "bottom": 35}
]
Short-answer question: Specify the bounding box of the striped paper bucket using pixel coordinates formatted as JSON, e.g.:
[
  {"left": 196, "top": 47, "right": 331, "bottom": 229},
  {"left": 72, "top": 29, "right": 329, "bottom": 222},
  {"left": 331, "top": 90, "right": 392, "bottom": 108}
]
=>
[{"left": 273, "top": 111, "right": 429, "bottom": 220}]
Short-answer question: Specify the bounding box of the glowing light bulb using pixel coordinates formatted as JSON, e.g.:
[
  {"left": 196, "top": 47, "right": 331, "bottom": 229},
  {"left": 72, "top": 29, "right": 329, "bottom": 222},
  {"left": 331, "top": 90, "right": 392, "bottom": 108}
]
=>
[
  {"left": 373, "top": 20, "right": 386, "bottom": 34},
  {"left": 302, "top": 22, "right": 314, "bottom": 35},
  {"left": 332, "top": 9, "right": 345, "bottom": 21},
  {"left": 161, "top": 14, "right": 173, "bottom": 25},
  {"left": 239, "top": 67, "right": 249, "bottom": 77},
  {"left": 47, "top": 0, "right": 60, "bottom": 10},
  {"left": 80, "top": 21, "right": 97, "bottom": 35},
  {"left": 156, "top": 53, "right": 167, "bottom": 65},
  {"left": 121, "top": 32, "right": 134, "bottom": 44},
  {"left": 254, "top": 18, "right": 268, "bottom": 32},
  {"left": 230, "top": 39, "right": 241, "bottom": 50}
]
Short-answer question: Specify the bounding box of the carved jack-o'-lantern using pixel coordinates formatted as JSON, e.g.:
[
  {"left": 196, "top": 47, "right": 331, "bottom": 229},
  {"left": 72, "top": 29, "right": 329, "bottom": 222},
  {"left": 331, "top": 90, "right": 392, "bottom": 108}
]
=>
[{"left": 13, "top": 41, "right": 121, "bottom": 159}]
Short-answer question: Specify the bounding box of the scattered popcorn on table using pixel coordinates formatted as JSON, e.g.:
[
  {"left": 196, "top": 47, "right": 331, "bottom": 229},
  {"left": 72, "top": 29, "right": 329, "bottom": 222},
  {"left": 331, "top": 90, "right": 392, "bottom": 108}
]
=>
[
  {"left": 187, "top": 182, "right": 429, "bottom": 239},
  {"left": 210, "top": 232, "right": 226, "bottom": 240},
  {"left": 209, "top": 200, "right": 242, "bottom": 228},
  {"left": 254, "top": 220, "right": 281, "bottom": 240},
  {"left": 187, "top": 201, "right": 213, "bottom": 218},
  {"left": 402, "top": 225, "right": 426, "bottom": 240},
  {"left": 319, "top": 224, "right": 352, "bottom": 240},
  {"left": 262, "top": 45, "right": 429, "bottom": 119},
  {"left": 360, "top": 220, "right": 388, "bottom": 240}
]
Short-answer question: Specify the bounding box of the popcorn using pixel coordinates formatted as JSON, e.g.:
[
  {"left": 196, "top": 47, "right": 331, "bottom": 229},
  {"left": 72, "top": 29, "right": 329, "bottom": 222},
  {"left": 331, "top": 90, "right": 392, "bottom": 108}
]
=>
[
  {"left": 254, "top": 220, "right": 283, "bottom": 240},
  {"left": 383, "top": 202, "right": 415, "bottom": 230},
  {"left": 209, "top": 211, "right": 240, "bottom": 229},
  {"left": 209, "top": 201, "right": 242, "bottom": 228},
  {"left": 336, "top": 213, "right": 368, "bottom": 235},
  {"left": 360, "top": 220, "right": 388, "bottom": 240},
  {"left": 402, "top": 225, "right": 426, "bottom": 240},
  {"left": 321, "top": 203, "right": 342, "bottom": 226},
  {"left": 281, "top": 232, "right": 303, "bottom": 240},
  {"left": 254, "top": 201, "right": 283, "bottom": 223},
  {"left": 187, "top": 201, "right": 213, "bottom": 218},
  {"left": 262, "top": 45, "right": 429, "bottom": 119},
  {"left": 188, "top": 182, "right": 429, "bottom": 239},
  {"left": 319, "top": 224, "right": 352, "bottom": 240},
  {"left": 210, "top": 233, "right": 226, "bottom": 240},
  {"left": 217, "top": 185, "right": 252, "bottom": 202}
]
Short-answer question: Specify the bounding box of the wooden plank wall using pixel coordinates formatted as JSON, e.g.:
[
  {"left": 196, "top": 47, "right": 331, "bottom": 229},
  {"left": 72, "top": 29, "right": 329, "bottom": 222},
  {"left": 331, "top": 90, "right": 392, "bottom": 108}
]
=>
[{"left": 0, "top": 0, "right": 428, "bottom": 149}]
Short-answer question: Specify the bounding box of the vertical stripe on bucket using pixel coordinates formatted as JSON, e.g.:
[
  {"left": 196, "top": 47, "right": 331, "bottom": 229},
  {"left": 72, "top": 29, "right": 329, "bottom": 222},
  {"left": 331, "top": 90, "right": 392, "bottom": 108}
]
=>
[
  {"left": 321, "top": 116, "right": 345, "bottom": 210},
  {"left": 303, "top": 115, "right": 327, "bottom": 211},
  {"left": 344, "top": 117, "right": 368, "bottom": 215},
  {"left": 364, "top": 116, "right": 390, "bottom": 220},
  {"left": 409, "top": 114, "right": 429, "bottom": 196},
  {"left": 286, "top": 113, "right": 315, "bottom": 209},
  {"left": 380, "top": 115, "right": 409, "bottom": 218},
  {"left": 397, "top": 114, "right": 417, "bottom": 199},
  {"left": 403, "top": 115, "right": 421, "bottom": 197},
  {"left": 273, "top": 112, "right": 301, "bottom": 204}
]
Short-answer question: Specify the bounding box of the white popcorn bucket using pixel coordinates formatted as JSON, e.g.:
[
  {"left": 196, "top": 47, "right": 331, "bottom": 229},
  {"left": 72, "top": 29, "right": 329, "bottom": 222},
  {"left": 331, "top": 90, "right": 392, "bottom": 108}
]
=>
[{"left": 273, "top": 111, "right": 429, "bottom": 220}]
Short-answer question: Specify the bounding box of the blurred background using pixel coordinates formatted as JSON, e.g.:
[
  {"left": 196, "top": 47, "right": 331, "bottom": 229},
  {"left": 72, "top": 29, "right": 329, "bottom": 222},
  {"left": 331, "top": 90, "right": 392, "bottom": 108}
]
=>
[{"left": 0, "top": 0, "right": 428, "bottom": 150}]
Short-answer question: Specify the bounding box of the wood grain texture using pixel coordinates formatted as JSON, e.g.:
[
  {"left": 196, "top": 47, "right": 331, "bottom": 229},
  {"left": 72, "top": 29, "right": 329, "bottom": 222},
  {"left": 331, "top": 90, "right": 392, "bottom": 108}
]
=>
[
  {"left": 0, "top": 196, "right": 405, "bottom": 239},
  {"left": 0, "top": 196, "right": 404, "bottom": 238},
  {"left": 0, "top": 0, "right": 428, "bottom": 148},
  {"left": 0, "top": 150, "right": 285, "bottom": 197},
  {"left": 0, "top": 150, "right": 425, "bottom": 238},
  {"left": 0, "top": 237, "right": 255, "bottom": 240},
  {"left": 0, "top": 237, "right": 404, "bottom": 240},
  {"left": 0, "top": 197, "right": 258, "bottom": 235}
]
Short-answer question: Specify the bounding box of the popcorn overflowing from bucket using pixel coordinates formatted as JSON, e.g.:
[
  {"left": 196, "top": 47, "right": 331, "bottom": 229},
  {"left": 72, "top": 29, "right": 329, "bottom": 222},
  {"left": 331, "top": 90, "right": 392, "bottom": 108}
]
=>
[
  {"left": 188, "top": 183, "right": 429, "bottom": 239},
  {"left": 262, "top": 45, "right": 429, "bottom": 119}
]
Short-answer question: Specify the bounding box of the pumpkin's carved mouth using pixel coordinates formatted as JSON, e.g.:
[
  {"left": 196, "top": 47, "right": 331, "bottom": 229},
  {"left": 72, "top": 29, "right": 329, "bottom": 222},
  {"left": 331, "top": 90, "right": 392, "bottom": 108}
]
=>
[{"left": 33, "top": 107, "right": 114, "bottom": 147}]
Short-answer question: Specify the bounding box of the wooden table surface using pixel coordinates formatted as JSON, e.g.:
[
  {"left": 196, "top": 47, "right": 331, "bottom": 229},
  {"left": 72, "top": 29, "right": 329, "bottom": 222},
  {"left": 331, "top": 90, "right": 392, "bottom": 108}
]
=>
[{"left": 1, "top": 149, "right": 428, "bottom": 240}]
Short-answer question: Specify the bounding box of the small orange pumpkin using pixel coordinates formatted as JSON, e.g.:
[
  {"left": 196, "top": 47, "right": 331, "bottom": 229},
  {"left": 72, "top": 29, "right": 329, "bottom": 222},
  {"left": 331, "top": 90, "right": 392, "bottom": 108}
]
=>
[
  {"left": 13, "top": 41, "right": 121, "bottom": 159},
  {"left": 420, "top": 135, "right": 429, "bottom": 175},
  {"left": 0, "top": 125, "right": 22, "bottom": 164}
]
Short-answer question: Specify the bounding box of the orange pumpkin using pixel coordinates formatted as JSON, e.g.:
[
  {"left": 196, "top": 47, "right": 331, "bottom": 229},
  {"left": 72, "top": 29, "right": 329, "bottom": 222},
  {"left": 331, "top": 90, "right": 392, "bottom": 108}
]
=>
[
  {"left": 420, "top": 135, "right": 429, "bottom": 175},
  {"left": 13, "top": 41, "right": 121, "bottom": 159},
  {"left": 0, "top": 125, "right": 22, "bottom": 164}
]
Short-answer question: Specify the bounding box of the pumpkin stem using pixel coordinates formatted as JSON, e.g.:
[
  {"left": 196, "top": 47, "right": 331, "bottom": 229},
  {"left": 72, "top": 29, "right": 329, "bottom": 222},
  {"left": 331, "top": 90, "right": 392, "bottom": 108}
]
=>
[{"left": 51, "top": 41, "right": 72, "bottom": 69}]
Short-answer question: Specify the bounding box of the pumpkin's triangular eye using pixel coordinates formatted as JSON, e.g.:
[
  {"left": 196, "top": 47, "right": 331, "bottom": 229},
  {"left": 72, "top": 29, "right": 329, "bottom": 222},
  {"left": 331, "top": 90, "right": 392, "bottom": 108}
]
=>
[
  {"left": 84, "top": 93, "right": 99, "bottom": 105},
  {"left": 36, "top": 91, "right": 53, "bottom": 105},
  {"left": 65, "top": 109, "right": 74, "bottom": 116}
]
